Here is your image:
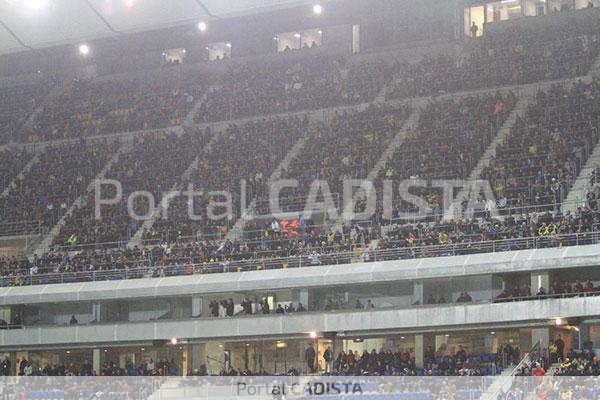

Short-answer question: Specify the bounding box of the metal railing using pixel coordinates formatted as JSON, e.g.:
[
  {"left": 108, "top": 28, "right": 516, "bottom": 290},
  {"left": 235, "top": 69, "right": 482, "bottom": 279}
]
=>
[
  {"left": 4, "top": 230, "right": 600, "bottom": 287},
  {"left": 488, "top": 342, "right": 540, "bottom": 400}
]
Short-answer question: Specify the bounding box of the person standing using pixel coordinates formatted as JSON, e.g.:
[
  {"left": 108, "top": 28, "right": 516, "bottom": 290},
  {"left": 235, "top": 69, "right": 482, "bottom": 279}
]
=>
[
  {"left": 323, "top": 346, "right": 333, "bottom": 373},
  {"left": 470, "top": 22, "right": 479, "bottom": 38},
  {"left": 305, "top": 345, "right": 316, "bottom": 373}
]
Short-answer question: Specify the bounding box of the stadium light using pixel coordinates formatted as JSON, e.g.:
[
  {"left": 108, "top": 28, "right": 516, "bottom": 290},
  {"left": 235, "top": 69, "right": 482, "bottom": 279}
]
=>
[
  {"left": 313, "top": 4, "right": 323, "bottom": 14},
  {"left": 198, "top": 21, "right": 207, "bottom": 32},
  {"left": 16, "top": 0, "right": 50, "bottom": 10},
  {"left": 79, "top": 44, "right": 90, "bottom": 56}
]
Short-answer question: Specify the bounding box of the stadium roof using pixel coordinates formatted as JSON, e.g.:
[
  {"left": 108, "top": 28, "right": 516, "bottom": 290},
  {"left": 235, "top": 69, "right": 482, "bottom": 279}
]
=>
[{"left": 0, "top": 0, "right": 319, "bottom": 55}]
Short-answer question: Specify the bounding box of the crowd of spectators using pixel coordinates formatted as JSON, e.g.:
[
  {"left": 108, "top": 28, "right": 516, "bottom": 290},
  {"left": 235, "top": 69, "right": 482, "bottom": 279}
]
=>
[
  {"left": 378, "top": 207, "right": 598, "bottom": 257},
  {"left": 193, "top": 56, "right": 385, "bottom": 123},
  {"left": 0, "top": 140, "right": 118, "bottom": 236},
  {"left": 495, "top": 279, "right": 598, "bottom": 302},
  {"left": 143, "top": 116, "right": 308, "bottom": 245},
  {"left": 28, "top": 76, "right": 203, "bottom": 142},
  {"left": 54, "top": 131, "right": 205, "bottom": 248},
  {"left": 387, "top": 12, "right": 600, "bottom": 100},
  {"left": 481, "top": 79, "right": 600, "bottom": 213},
  {"left": 258, "top": 103, "right": 409, "bottom": 216},
  {"left": 0, "top": 81, "right": 52, "bottom": 144},
  {"left": 370, "top": 93, "right": 513, "bottom": 223},
  {"left": 0, "top": 148, "right": 32, "bottom": 193}
]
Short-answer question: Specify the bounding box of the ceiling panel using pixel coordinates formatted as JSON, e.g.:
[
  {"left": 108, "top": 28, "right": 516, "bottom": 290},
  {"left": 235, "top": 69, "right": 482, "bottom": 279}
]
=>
[
  {"left": 0, "top": 0, "right": 326, "bottom": 56},
  {"left": 0, "top": 1, "right": 111, "bottom": 49},
  {"left": 201, "top": 0, "right": 317, "bottom": 18},
  {"left": 0, "top": 23, "right": 27, "bottom": 55},
  {"left": 88, "top": 0, "right": 210, "bottom": 33}
]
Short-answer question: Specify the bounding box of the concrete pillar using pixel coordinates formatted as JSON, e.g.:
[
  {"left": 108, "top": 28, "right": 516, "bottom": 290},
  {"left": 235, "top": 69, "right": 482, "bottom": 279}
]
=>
[
  {"left": 413, "top": 282, "right": 424, "bottom": 305},
  {"left": 579, "top": 324, "right": 590, "bottom": 349},
  {"left": 188, "top": 344, "right": 203, "bottom": 373},
  {"left": 181, "top": 346, "right": 189, "bottom": 376},
  {"left": 531, "top": 272, "right": 550, "bottom": 294},
  {"left": 297, "top": 289, "right": 309, "bottom": 310},
  {"left": 192, "top": 296, "right": 202, "bottom": 318},
  {"left": 92, "top": 349, "right": 101, "bottom": 375},
  {"left": 414, "top": 334, "right": 424, "bottom": 368},
  {"left": 531, "top": 327, "right": 550, "bottom": 350},
  {"left": 92, "top": 303, "right": 101, "bottom": 322}
]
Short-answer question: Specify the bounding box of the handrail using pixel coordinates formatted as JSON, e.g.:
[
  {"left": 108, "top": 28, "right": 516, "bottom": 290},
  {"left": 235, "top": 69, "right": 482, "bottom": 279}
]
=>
[
  {"left": 487, "top": 341, "right": 540, "bottom": 400},
  {"left": 10, "top": 292, "right": 600, "bottom": 329},
  {"left": 7, "top": 230, "right": 600, "bottom": 287}
]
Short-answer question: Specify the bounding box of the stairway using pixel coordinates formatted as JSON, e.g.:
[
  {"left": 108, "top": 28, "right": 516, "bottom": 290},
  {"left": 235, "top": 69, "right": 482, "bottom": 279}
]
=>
[
  {"left": 126, "top": 126, "right": 225, "bottom": 248},
  {"left": 330, "top": 106, "right": 423, "bottom": 232},
  {"left": 182, "top": 86, "right": 213, "bottom": 128},
  {"left": 18, "top": 80, "right": 65, "bottom": 139},
  {"left": 478, "top": 369, "right": 515, "bottom": 400},
  {"left": 1, "top": 153, "right": 40, "bottom": 199},
  {"left": 562, "top": 141, "right": 600, "bottom": 215},
  {"left": 224, "top": 136, "right": 310, "bottom": 241},
  {"left": 587, "top": 50, "right": 600, "bottom": 77},
  {"left": 33, "top": 146, "right": 126, "bottom": 256},
  {"left": 445, "top": 94, "right": 534, "bottom": 221}
]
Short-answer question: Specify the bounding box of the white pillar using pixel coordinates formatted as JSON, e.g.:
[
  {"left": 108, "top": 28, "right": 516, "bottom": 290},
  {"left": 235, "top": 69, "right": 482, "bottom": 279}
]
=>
[
  {"left": 92, "top": 349, "right": 101, "bottom": 375},
  {"left": 415, "top": 334, "right": 424, "bottom": 368},
  {"left": 192, "top": 296, "right": 202, "bottom": 318},
  {"left": 531, "top": 272, "right": 550, "bottom": 294},
  {"left": 413, "top": 282, "right": 424, "bottom": 305}
]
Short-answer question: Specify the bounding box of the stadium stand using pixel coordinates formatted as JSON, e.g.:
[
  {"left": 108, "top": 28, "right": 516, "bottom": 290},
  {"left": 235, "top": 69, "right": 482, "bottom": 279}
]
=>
[
  {"left": 2, "top": 0, "right": 600, "bottom": 387},
  {"left": 0, "top": 141, "right": 118, "bottom": 236},
  {"left": 28, "top": 74, "right": 204, "bottom": 142},
  {"left": 0, "top": 82, "right": 52, "bottom": 144},
  {"left": 480, "top": 79, "right": 600, "bottom": 212}
]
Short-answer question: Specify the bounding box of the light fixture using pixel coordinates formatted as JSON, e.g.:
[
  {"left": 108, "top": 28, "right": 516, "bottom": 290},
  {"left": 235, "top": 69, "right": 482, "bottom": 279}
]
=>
[
  {"left": 218, "top": 344, "right": 223, "bottom": 348},
  {"left": 226, "top": 42, "right": 232, "bottom": 48},
  {"left": 309, "top": 331, "right": 318, "bottom": 339},
  {"left": 400, "top": 336, "right": 405, "bottom": 339},
  {"left": 66, "top": 350, "right": 71, "bottom": 354},
  {"left": 294, "top": 33, "right": 301, "bottom": 38},
  {"left": 171, "top": 337, "right": 178, "bottom": 345},
  {"left": 79, "top": 44, "right": 90, "bottom": 56},
  {"left": 141, "top": 348, "right": 145, "bottom": 351},
  {"left": 490, "top": 331, "right": 496, "bottom": 335},
  {"left": 198, "top": 21, "right": 207, "bottom": 32},
  {"left": 573, "top": 326, "right": 580, "bottom": 332},
  {"left": 444, "top": 334, "right": 450, "bottom": 337},
  {"left": 182, "top": 49, "right": 186, "bottom": 54},
  {"left": 16, "top": 0, "right": 50, "bottom": 10},
  {"left": 313, "top": 4, "right": 323, "bottom": 14},
  {"left": 318, "top": 30, "right": 323, "bottom": 35},
  {"left": 555, "top": 318, "right": 564, "bottom": 326},
  {"left": 273, "top": 36, "right": 279, "bottom": 41},
  {"left": 245, "top": 343, "right": 250, "bottom": 347}
]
